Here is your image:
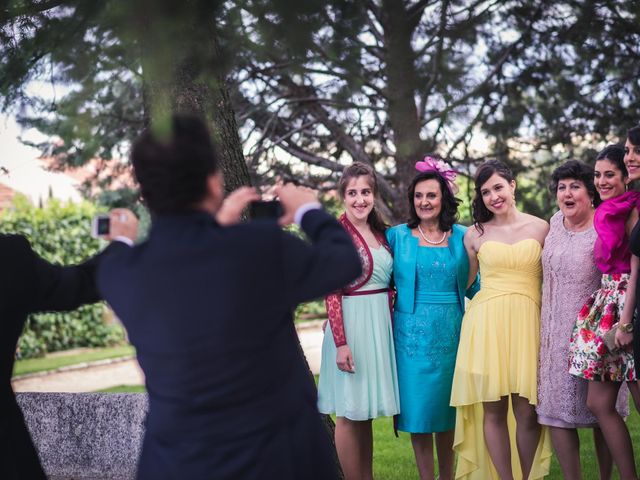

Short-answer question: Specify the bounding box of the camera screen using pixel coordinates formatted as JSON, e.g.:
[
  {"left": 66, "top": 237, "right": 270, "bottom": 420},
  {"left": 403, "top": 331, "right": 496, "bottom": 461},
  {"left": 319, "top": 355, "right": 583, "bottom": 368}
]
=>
[{"left": 96, "top": 217, "right": 110, "bottom": 235}]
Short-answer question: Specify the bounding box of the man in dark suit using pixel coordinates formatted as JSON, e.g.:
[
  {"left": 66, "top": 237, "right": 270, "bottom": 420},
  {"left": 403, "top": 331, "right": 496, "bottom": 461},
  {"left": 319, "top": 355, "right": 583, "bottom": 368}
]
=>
[
  {"left": 96, "top": 114, "right": 361, "bottom": 479},
  {"left": 1, "top": 210, "right": 138, "bottom": 480}
]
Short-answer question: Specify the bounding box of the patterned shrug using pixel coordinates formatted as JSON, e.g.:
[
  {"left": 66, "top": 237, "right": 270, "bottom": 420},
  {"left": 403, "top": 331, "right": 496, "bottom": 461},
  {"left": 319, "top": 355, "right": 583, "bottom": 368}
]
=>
[{"left": 324, "top": 214, "right": 392, "bottom": 347}]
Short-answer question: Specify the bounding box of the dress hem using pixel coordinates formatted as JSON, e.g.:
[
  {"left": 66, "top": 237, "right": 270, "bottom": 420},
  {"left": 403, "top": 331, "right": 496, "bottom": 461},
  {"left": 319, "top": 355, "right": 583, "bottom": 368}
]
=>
[
  {"left": 451, "top": 391, "right": 536, "bottom": 408},
  {"left": 397, "top": 426, "right": 455, "bottom": 434},
  {"left": 317, "top": 409, "right": 399, "bottom": 421}
]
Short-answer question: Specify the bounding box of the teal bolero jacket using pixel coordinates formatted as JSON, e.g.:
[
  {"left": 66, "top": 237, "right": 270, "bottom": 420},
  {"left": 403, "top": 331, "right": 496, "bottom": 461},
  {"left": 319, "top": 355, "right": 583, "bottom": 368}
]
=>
[{"left": 386, "top": 223, "right": 480, "bottom": 314}]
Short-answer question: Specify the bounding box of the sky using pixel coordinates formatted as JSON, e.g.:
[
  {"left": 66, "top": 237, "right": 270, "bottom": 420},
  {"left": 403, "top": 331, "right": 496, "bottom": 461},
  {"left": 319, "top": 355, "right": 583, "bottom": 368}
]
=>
[{"left": 0, "top": 113, "right": 82, "bottom": 203}]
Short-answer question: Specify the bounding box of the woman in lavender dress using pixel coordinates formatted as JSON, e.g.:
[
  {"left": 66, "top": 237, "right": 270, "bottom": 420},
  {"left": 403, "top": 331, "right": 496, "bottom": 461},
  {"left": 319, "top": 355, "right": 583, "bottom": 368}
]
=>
[{"left": 538, "top": 160, "right": 628, "bottom": 479}]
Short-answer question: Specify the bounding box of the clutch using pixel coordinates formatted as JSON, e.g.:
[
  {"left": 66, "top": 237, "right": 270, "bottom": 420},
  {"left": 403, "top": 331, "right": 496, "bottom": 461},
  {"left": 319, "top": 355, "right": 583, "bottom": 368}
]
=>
[{"left": 602, "top": 323, "right": 619, "bottom": 352}]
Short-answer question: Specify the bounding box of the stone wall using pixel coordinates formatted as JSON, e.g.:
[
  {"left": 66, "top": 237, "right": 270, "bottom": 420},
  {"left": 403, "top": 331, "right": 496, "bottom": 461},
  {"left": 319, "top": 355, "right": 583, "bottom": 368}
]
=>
[{"left": 16, "top": 393, "right": 147, "bottom": 480}]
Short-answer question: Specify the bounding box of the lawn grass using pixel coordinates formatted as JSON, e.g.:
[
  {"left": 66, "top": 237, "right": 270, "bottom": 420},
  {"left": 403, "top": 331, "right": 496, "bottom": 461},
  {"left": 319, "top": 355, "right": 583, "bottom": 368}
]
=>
[
  {"left": 13, "top": 345, "right": 135, "bottom": 377},
  {"left": 374, "top": 412, "right": 640, "bottom": 479},
  {"left": 105, "top": 380, "right": 639, "bottom": 479},
  {"left": 97, "top": 384, "right": 146, "bottom": 393}
]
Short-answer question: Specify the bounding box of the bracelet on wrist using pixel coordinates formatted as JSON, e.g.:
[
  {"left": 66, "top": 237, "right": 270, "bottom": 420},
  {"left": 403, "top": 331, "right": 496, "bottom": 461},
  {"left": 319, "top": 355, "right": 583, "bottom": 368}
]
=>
[{"left": 618, "top": 322, "right": 634, "bottom": 333}]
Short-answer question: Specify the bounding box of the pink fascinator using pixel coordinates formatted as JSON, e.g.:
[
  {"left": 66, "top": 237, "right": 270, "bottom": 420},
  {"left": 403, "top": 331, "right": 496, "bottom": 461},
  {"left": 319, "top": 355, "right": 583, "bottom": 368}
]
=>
[{"left": 415, "top": 156, "right": 459, "bottom": 194}]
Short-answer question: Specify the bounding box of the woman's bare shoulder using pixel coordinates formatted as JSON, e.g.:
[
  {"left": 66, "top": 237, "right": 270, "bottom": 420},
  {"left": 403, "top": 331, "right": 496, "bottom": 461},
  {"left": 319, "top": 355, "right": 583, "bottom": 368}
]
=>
[
  {"left": 520, "top": 213, "right": 549, "bottom": 243},
  {"left": 464, "top": 224, "right": 483, "bottom": 240}
]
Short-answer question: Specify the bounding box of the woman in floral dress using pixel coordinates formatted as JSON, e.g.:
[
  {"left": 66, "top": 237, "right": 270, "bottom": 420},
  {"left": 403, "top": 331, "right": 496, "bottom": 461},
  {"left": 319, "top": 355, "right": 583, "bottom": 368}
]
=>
[
  {"left": 568, "top": 145, "right": 640, "bottom": 479},
  {"left": 538, "top": 160, "right": 628, "bottom": 479}
]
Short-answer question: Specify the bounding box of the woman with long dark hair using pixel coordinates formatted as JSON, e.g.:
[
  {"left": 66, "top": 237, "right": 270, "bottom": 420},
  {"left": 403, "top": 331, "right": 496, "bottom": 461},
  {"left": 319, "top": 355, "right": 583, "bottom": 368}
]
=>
[
  {"left": 450, "top": 160, "right": 552, "bottom": 479},
  {"left": 317, "top": 162, "right": 400, "bottom": 480},
  {"left": 387, "top": 157, "right": 478, "bottom": 480},
  {"left": 570, "top": 143, "right": 640, "bottom": 479}
]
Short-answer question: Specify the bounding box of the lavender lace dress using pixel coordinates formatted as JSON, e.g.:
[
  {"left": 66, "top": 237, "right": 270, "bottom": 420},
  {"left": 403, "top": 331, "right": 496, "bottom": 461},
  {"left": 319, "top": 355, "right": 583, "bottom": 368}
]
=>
[{"left": 537, "top": 211, "right": 628, "bottom": 428}]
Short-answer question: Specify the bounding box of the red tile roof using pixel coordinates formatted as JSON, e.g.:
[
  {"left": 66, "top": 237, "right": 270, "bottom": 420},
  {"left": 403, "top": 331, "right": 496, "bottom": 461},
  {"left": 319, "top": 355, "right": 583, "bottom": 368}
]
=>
[{"left": 0, "top": 182, "right": 16, "bottom": 210}]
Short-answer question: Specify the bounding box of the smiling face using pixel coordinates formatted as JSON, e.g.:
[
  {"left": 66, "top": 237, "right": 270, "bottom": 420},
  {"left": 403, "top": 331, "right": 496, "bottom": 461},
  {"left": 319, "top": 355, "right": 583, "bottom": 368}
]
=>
[
  {"left": 624, "top": 138, "right": 640, "bottom": 181},
  {"left": 343, "top": 175, "right": 374, "bottom": 223},
  {"left": 480, "top": 173, "right": 516, "bottom": 215},
  {"left": 413, "top": 178, "right": 443, "bottom": 224},
  {"left": 556, "top": 177, "right": 592, "bottom": 224},
  {"left": 594, "top": 158, "right": 626, "bottom": 201}
]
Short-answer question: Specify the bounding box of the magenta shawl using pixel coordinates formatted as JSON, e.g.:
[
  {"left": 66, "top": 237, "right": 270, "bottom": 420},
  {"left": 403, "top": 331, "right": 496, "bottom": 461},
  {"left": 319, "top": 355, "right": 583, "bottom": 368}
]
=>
[{"left": 593, "top": 190, "right": 640, "bottom": 274}]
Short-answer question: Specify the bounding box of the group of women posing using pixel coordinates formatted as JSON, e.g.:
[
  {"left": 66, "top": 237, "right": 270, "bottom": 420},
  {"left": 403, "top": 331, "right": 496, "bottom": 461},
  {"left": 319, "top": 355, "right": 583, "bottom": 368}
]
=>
[{"left": 317, "top": 124, "right": 640, "bottom": 480}]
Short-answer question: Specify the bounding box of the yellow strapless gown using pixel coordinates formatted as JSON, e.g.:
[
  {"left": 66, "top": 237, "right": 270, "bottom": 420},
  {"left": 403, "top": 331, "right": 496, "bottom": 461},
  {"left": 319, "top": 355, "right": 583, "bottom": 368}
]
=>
[{"left": 450, "top": 239, "right": 551, "bottom": 479}]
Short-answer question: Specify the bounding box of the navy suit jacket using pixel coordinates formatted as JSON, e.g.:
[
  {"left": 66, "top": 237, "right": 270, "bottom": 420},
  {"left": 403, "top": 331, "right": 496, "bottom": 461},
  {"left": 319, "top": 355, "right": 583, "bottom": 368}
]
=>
[
  {"left": 0, "top": 235, "right": 126, "bottom": 480},
  {"left": 97, "top": 209, "right": 361, "bottom": 480}
]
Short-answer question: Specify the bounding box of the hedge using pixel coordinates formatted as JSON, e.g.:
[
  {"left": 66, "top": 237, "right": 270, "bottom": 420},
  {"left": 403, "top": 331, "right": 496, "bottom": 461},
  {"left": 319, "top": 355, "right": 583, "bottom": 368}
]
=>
[{"left": 1, "top": 195, "right": 124, "bottom": 358}]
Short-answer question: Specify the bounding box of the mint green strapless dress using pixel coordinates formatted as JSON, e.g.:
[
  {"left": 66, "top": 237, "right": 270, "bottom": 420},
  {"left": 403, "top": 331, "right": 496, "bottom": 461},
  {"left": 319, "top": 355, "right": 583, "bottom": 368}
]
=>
[{"left": 317, "top": 247, "right": 400, "bottom": 420}]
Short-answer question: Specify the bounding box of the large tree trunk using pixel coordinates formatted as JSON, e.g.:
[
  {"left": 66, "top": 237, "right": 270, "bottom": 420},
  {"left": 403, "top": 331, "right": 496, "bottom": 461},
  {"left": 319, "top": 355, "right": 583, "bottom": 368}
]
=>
[
  {"left": 136, "top": 2, "right": 250, "bottom": 192},
  {"left": 381, "top": 0, "right": 427, "bottom": 221},
  {"left": 210, "top": 66, "right": 251, "bottom": 193}
]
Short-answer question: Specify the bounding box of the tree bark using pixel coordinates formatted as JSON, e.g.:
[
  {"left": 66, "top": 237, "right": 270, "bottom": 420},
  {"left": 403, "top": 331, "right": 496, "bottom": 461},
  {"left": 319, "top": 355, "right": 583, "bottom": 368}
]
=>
[
  {"left": 134, "top": 1, "right": 250, "bottom": 192},
  {"left": 378, "top": 0, "right": 427, "bottom": 220},
  {"left": 210, "top": 57, "right": 251, "bottom": 193}
]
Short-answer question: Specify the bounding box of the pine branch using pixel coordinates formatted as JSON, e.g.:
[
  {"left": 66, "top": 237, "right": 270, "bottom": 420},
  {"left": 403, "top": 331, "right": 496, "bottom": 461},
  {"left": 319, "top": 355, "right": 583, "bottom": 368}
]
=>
[{"left": 1, "top": 0, "right": 66, "bottom": 22}]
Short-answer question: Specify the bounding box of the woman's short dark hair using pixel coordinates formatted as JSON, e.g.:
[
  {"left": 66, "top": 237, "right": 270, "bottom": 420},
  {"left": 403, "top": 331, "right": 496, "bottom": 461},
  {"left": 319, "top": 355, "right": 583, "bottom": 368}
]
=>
[
  {"left": 131, "top": 114, "right": 219, "bottom": 214},
  {"left": 596, "top": 144, "right": 627, "bottom": 178},
  {"left": 472, "top": 160, "right": 514, "bottom": 234},
  {"left": 549, "top": 160, "right": 601, "bottom": 207},
  {"left": 407, "top": 172, "right": 460, "bottom": 231},
  {"left": 338, "top": 162, "right": 387, "bottom": 235},
  {"left": 627, "top": 125, "right": 640, "bottom": 146}
]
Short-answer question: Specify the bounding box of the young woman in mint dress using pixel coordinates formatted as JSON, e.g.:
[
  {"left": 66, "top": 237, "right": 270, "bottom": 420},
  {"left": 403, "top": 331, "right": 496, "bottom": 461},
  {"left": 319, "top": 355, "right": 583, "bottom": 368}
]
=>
[
  {"left": 387, "top": 157, "right": 478, "bottom": 480},
  {"left": 317, "top": 162, "right": 400, "bottom": 480}
]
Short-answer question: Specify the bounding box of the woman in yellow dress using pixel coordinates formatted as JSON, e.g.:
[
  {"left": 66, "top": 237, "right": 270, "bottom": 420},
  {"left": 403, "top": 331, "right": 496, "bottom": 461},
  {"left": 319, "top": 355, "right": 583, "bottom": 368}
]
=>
[{"left": 450, "top": 160, "right": 552, "bottom": 479}]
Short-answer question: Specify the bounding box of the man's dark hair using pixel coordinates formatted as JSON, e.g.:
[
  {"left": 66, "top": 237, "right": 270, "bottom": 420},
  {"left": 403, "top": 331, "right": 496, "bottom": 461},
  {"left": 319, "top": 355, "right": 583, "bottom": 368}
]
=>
[{"left": 131, "top": 114, "right": 219, "bottom": 214}]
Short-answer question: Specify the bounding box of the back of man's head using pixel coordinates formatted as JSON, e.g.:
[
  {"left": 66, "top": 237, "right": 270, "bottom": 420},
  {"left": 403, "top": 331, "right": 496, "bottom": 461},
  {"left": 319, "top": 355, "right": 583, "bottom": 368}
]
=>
[{"left": 131, "top": 114, "right": 219, "bottom": 214}]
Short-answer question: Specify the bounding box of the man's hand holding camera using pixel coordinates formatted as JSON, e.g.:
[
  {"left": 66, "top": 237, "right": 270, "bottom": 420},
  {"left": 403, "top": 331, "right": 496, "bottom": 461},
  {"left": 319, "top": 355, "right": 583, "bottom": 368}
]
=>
[
  {"left": 216, "top": 183, "right": 319, "bottom": 227},
  {"left": 92, "top": 208, "right": 139, "bottom": 244}
]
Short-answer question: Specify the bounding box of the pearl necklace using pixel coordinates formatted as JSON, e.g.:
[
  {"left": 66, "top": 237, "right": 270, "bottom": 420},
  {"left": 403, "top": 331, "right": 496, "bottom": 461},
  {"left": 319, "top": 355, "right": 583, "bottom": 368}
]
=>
[{"left": 417, "top": 225, "right": 447, "bottom": 245}]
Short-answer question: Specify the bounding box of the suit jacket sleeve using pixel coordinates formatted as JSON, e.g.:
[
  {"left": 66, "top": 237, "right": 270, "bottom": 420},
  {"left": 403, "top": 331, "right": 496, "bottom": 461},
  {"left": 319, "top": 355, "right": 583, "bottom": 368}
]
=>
[
  {"left": 282, "top": 209, "right": 361, "bottom": 307},
  {"left": 28, "top": 240, "right": 130, "bottom": 314}
]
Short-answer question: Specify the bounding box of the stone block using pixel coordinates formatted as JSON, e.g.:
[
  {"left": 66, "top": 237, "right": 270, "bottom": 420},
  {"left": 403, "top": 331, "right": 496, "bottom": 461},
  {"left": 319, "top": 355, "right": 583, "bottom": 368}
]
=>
[{"left": 16, "top": 392, "right": 147, "bottom": 480}]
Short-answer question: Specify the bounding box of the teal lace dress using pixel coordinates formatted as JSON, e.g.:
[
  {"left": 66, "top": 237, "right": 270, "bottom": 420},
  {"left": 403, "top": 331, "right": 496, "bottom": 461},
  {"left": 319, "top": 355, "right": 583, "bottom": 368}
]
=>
[{"left": 394, "top": 246, "right": 462, "bottom": 432}]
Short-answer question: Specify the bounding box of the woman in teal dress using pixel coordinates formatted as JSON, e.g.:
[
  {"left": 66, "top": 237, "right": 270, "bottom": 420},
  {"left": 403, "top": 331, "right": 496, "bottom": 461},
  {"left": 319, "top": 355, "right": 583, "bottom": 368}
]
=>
[
  {"left": 318, "top": 162, "right": 400, "bottom": 480},
  {"left": 387, "top": 157, "right": 479, "bottom": 480}
]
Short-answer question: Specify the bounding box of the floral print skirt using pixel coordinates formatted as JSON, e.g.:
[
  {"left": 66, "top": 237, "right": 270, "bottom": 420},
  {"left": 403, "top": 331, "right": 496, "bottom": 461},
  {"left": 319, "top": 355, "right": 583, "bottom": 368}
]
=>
[{"left": 569, "top": 273, "right": 636, "bottom": 382}]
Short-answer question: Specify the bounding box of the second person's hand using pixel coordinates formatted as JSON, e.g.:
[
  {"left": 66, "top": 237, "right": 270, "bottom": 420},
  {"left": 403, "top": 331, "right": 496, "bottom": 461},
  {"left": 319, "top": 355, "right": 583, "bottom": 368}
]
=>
[
  {"left": 274, "top": 183, "right": 318, "bottom": 226},
  {"left": 216, "top": 187, "right": 261, "bottom": 226}
]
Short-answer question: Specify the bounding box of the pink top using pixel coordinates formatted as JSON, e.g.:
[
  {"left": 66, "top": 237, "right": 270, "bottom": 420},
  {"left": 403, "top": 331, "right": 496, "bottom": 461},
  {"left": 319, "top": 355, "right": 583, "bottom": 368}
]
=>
[{"left": 593, "top": 190, "right": 640, "bottom": 274}]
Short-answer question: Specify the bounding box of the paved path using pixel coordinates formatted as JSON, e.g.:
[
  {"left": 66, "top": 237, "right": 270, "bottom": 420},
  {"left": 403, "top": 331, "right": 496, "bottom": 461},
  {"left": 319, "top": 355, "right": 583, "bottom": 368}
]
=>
[{"left": 12, "top": 321, "right": 325, "bottom": 393}]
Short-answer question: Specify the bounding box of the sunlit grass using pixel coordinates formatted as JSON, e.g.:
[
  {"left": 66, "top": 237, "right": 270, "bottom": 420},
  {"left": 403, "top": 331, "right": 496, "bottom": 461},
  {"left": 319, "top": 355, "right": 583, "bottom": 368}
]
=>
[{"left": 13, "top": 345, "right": 135, "bottom": 377}]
